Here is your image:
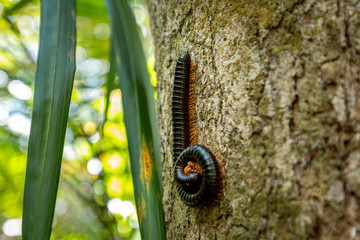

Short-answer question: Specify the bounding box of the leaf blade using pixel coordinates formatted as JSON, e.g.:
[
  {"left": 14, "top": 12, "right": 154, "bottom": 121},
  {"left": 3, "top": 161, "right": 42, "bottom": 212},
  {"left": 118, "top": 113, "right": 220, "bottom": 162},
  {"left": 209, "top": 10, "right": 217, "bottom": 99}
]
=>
[
  {"left": 22, "top": 0, "right": 76, "bottom": 239},
  {"left": 105, "top": 0, "right": 165, "bottom": 239}
]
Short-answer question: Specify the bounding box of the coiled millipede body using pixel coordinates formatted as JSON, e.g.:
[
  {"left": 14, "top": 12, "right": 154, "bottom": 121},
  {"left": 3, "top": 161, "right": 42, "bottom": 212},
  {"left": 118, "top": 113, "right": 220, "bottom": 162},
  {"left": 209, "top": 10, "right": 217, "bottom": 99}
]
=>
[{"left": 172, "top": 52, "right": 222, "bottom": 207}]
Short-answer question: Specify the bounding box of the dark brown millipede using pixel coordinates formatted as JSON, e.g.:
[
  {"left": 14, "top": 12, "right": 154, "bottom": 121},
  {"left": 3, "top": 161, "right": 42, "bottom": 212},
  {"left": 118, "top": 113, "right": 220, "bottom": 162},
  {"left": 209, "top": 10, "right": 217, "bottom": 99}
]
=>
[{"left": 172, "top": 52, "right": 222, "bottom": 207}]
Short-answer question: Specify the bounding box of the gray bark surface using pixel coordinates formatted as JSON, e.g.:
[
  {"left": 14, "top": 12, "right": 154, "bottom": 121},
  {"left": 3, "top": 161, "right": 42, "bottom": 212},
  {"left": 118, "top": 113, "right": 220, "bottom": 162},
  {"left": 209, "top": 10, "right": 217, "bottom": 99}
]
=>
[{"left": 149, "top": 0, "right": 360, "bottom": 239}]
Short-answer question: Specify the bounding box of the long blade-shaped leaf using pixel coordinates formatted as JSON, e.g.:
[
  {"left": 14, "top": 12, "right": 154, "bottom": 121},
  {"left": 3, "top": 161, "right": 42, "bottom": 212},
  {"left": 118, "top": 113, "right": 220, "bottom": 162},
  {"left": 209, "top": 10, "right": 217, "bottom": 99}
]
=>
[
  {"left": 22, "top": 0, "right": 76, "bottom": 239},
  {"left": 105, "top": 0, "right": 165, "bottom": 239}
]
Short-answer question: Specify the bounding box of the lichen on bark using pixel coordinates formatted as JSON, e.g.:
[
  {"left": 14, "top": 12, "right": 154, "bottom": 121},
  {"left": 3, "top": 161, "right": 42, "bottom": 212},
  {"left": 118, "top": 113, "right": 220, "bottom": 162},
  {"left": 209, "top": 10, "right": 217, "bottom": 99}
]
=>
[{"left": 149, "top": 0, "right": 360, "bottom": 239}]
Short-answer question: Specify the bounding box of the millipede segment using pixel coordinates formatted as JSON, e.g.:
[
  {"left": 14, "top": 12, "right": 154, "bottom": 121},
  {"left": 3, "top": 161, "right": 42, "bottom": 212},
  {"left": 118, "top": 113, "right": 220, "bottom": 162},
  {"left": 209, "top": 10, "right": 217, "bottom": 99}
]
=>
[
  {"left": 172, "top": 52, "right": 191, "bottom": 163},
  {"left": 172, "top": 52, "right": 222, "bottom": 207}
]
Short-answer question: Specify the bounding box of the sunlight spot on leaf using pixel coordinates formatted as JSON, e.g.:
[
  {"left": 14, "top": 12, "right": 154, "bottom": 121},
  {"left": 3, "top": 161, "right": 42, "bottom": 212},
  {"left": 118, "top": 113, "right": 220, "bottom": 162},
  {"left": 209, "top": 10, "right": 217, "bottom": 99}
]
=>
[
  {"left": 87, "top": 157, "right": 103, "bottom": 175},
  {"left": 8, "top": 113, "right": 31, "bottom": 136},
  {"left": 107, "top": 198, "right": 135, "bottom": 218},
  {"left": 108, "top": 176, "right": 122, "bottom": 195},
  {"left": 7, "top": 80, "right": 32, "bottom": 100},
  {"left": 2, "top": 218, "right": 21, "bottom": 237}
]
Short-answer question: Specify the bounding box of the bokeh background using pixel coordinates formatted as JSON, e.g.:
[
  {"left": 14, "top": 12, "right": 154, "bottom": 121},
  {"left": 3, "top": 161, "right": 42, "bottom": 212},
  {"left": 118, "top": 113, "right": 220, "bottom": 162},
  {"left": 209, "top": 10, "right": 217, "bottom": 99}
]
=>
[{"left": 0, "top": 0, "right": 156, "bottom": 239}]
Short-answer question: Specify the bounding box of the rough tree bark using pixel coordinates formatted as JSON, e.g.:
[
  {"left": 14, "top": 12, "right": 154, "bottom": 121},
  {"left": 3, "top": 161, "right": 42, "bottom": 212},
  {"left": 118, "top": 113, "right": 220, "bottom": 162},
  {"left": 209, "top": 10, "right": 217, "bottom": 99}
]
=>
[{"left": 149, "top": 0, "right": 360, "bottom": 239}]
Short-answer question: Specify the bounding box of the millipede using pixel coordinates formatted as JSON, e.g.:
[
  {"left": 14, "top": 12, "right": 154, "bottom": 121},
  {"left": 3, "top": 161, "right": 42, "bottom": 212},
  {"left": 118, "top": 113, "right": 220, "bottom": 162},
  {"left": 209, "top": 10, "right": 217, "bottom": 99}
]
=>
[{"left": 172, "top": 52, "right": 223, "bottom": 207}]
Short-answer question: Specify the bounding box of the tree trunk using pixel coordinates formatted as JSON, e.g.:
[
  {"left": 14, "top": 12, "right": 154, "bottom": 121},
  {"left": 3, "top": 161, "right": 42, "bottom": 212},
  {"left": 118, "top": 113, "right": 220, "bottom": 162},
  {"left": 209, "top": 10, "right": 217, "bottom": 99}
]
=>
[{"left": 149, "top": 0, "right": 360, "bottom": 239}]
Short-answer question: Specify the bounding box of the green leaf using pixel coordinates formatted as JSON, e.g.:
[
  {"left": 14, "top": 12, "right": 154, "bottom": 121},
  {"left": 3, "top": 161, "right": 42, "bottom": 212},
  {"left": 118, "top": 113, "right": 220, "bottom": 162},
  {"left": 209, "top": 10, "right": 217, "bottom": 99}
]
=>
[
  {"left": 22, "top": 0, "right": 76, "bottom": 239},
  {"left": 77, "top": 0, "right": 108, "bottom": 22},
  {"left": 2, "top": 0, "right": 34, "bottom": 19},
  {"left": 105, "top": 0, "right": 165, "bottom": 239}
]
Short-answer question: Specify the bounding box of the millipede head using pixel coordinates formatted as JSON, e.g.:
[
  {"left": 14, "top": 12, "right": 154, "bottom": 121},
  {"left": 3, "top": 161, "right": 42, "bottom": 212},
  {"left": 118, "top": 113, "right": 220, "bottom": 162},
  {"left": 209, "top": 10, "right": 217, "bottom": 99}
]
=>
[
  {"left": 184, "top": 161, "right": 203, "bottom": 176},
  {"left": 174, "top": 145, "right": 222, "bottom": 207}
]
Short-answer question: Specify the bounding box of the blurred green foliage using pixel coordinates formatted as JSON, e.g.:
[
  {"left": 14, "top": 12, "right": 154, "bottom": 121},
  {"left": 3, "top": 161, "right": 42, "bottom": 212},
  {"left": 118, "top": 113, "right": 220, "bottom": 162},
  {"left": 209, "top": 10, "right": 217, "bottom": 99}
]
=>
[{"left": 0, "top": 0, "right": 156, "bottom": 239}]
